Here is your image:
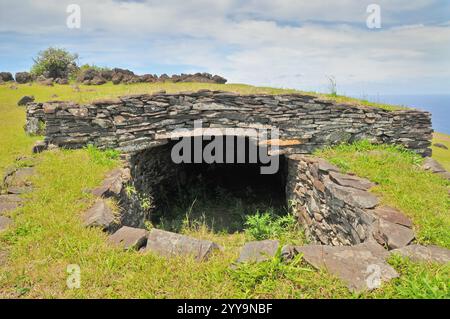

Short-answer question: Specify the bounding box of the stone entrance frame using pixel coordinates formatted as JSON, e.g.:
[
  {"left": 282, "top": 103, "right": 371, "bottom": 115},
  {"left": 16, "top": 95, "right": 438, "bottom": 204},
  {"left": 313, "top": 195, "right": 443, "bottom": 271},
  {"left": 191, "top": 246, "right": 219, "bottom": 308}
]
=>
[{"left": 25, "top": 90, "right": 432, "bottom": 245}]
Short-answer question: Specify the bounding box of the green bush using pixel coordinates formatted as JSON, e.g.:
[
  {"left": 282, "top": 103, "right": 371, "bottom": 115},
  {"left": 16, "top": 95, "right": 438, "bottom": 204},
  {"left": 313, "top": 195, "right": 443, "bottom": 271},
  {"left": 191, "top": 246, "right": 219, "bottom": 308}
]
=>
[
  {"left": 31, "top": 47, "right": 78, "bottom": 79},
  {"left": 244, "top": 211, "right": 297, "bottom": 241}
]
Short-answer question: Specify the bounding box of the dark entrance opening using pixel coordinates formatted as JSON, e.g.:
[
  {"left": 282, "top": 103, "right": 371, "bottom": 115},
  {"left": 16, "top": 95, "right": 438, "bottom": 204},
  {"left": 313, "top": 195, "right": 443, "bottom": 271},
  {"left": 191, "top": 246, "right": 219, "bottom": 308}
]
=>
[{"left": 130, "top": 135, "right": 288, "bottom": 234}]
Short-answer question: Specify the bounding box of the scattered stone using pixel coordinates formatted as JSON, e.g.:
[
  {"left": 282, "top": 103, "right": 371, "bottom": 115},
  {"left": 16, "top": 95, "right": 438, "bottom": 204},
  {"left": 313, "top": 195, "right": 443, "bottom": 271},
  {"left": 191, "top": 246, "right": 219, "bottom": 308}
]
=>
[
  {"left": 373, "top": 219, "right": 415, "bottom": 250},
  {"left": 372, "top": 206, "right": 413, "bottom": 228},
  {"left": 32, "top": 141, "right": 47, "bottom": 154},
  {"left": 282, "top": 242, "right": 399, "bottom": 292},
  {"left": 433, "top": 143, "right": 448, "bottom": 150},
  {"left": 236, "top": 240, "right": 279, "bottom": 263},
  {"left": 329, "top": 171, "right": 376, "bottom": 191},
  {"left": 146, "top": 229, "right": 221, "bottom": 261},
  {"left": 108, "top": 226, "right": 148, "bottom": 250},
  {"left": 17, "top": 95, "right": 35, "bottom": 106},
  {"left": 82, "top": 199, "right": 115, "bottom": 231},
  {"left": 0, "top": 216, "right": 13, "bottom": 231},
  {"left": 422, "top": 157, "right": 446, "bottom": 173},
  {"left": 390, "top": 245, "right": 450, "bottom": 264}
]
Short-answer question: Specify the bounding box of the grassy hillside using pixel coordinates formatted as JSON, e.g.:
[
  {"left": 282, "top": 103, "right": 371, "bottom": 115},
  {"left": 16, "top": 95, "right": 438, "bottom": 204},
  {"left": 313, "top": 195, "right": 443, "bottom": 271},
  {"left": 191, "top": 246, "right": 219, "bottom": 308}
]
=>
[
  {"left": 432, "top": 132, "right": 450, "bottom": 171},
  {"left": 0, "top": 82, "right": 449, "bottom": 298}
]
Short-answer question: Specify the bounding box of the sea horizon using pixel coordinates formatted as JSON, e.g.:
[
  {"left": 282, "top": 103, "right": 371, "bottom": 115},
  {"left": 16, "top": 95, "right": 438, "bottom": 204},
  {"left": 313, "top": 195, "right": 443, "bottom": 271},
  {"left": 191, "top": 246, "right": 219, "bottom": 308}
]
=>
[{"left": 350, "top": 94, "right": 450, "bottom": 135}]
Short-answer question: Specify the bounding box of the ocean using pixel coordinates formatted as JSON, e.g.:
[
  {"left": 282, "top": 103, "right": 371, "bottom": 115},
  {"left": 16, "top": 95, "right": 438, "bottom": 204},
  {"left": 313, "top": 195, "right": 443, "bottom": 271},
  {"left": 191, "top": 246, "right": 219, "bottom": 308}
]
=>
[{"left": 355, "top": 94, "right": 450, "bottom": 135}]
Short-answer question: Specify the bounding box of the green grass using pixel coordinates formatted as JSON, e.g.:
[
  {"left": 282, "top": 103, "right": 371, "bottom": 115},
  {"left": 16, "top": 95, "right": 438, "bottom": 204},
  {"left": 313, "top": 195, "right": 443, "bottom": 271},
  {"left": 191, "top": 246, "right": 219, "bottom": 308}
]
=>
[
  {"left": 0, "top": 82, "right": 449, "bottom": 298},
  {"left": 316, "top": 140, "right": 450, "bottom": 248}
]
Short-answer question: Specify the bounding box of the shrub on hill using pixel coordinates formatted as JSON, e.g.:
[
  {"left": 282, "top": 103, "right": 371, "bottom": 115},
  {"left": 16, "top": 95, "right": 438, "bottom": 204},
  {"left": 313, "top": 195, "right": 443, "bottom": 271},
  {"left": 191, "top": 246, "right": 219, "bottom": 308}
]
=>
[{"left": 31, "top": 47, "right": 78, "bottom": 79}]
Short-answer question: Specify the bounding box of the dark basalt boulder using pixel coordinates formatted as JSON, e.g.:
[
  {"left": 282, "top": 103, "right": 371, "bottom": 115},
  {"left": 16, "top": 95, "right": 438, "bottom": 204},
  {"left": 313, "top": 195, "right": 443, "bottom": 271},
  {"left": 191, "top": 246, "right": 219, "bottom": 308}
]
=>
[
  {"left": 15, "top": 72, "right": 33, "bottom": 84},
  {"left": 17, "top": 95, "right": 35, "bottom": 106},
  {"left": 0, "top": 72, "right": 14, "bottom": 82}
]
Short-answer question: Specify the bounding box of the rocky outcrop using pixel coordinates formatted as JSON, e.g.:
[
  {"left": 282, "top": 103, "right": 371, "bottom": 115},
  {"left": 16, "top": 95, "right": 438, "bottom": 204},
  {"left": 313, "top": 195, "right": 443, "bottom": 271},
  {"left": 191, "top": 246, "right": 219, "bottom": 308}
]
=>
[
  {"left": 76, "top": 67, "right": 227, "bottom": 85},
  {"left": 25, "top": 91, "right": 432, "bottom": 156}
]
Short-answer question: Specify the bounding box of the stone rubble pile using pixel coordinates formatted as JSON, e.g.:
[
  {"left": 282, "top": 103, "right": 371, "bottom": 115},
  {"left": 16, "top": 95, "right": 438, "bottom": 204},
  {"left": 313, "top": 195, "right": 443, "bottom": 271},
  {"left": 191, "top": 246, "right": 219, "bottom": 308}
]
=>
[
  {"left": 0, "top": 69, "right": 227, "bottom": 86},
  {"left": 77, "top": 68, "right": 227, "bottom": 85}
]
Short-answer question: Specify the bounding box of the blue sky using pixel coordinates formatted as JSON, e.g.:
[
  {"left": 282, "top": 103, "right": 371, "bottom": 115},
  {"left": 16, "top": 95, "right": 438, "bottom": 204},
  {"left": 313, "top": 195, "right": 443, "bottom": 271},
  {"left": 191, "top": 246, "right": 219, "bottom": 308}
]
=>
[{"left": 0, "top": 0, "right": 449, "bottom": 95}]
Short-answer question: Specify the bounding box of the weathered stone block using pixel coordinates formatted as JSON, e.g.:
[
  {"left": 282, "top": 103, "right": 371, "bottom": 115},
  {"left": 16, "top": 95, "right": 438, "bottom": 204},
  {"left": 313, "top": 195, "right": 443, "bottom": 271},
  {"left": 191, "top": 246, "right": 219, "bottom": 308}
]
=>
[
  {"left": 390, "top": 245, "right": 450, "bottom": 264},
  {"left": 82, "top": 199, "right": 115, "bottom": 231},
  {"left": 108, "top": 226, "right": 148, "bottom": 250},
  {"left": 146, "top": 229, "right": 220, "bottom": 261},
  {"left": 282, "top": 242, "right": 399, "bottom": 292}
]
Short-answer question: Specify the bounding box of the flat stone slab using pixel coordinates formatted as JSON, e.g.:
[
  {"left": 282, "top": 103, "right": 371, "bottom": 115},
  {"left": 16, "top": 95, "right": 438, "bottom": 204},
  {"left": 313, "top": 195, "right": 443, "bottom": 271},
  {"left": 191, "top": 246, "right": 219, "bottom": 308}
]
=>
[
  {"left": 373, "top": 219, "right": 415, "bottom": 250},
  {"left": 3, "top": 167, "right": 35, "bottom": 188},
  {"left": 282, "top": 242, "right": 399, "bottom": 292},
  {"left": 236, "top": 240, "right": 279, "bottom": 263},
  {"left": 5, "top": 186, "right": 33, "bottom": 195},
  {"left": 3, "top": 167, "right": 35, "bottom": 194},
  {"left": 317, "top": 159, "right": 340, "bottom": 173},
  {"left": 324, "top": 177, "right": 379, "bottom": 209},
  {"left": 146, "top": 229, "right": 221, "bottom": 261},
  {"left": 82, "top": 199, "right": 115, "bottom": 231},
  {"left": 390, "top": 245, "right": 450, "bottom": 264},
  {"left": 437, "top": 171, "right": 450, "bottom": 180},
  {"left": 433, "top": 143, "right": 448, "bottom": 150},
  {"left": 372, "top": 206, "right": 412, "bottom": 228},
  {"left": 0, "top": 216, "right": 13, "bottom": 231},
  {"left": 91, "top": 168, "right": 129, "bottom": 198},
  {"left": 108, "top": 226, "right": 148, "bottom": 250},
  {"left": 0, "top": 194, "right": 23, "bottom": 214},
  {"left": 329, "top": 171, "right": 376, "bottom": 191},
  {"left": 422, "top": 158, "right": 446, "bottom": 173}
]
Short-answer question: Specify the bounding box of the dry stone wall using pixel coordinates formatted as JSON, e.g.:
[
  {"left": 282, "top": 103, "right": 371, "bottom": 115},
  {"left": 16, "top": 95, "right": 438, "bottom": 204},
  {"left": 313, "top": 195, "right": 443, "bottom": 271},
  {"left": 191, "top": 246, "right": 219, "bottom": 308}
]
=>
[
  {"left": 25, "top": 90, "right": 433, "bottom": 156},
  {"left": 285, "top": 155, "right": 415, "bottom": 247}
]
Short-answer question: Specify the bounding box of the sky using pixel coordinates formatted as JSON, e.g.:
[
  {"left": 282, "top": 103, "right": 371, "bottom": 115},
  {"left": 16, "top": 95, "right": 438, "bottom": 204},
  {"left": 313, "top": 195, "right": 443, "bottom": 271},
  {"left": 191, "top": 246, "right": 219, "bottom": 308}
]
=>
[{"left": 0, "top": 0, "right": 449, "bottom": 95}]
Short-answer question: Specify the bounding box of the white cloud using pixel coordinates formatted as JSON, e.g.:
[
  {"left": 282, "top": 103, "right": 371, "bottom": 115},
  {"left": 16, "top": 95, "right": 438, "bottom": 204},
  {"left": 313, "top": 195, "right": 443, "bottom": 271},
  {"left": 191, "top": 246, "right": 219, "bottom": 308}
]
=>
[{"left": 0, "top": 0, "right": 449, "bottom": 94}]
